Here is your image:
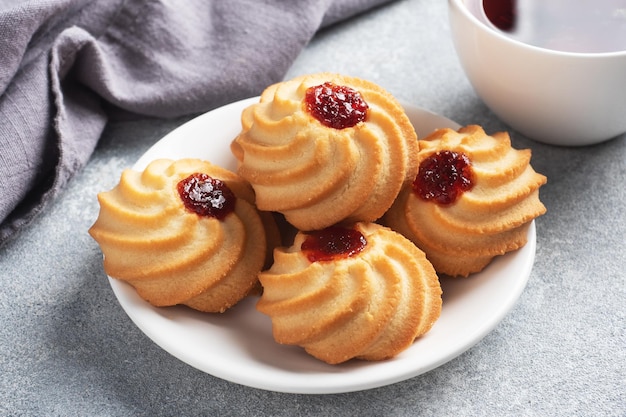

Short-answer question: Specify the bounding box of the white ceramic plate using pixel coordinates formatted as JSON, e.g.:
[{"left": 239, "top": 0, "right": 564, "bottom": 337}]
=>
[{"left": 108, "top": 97, "right": 536, "bottom": 394}]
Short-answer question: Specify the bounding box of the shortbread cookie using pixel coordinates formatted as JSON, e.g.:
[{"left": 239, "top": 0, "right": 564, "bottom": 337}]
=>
[
  {"left": 89, "top": 158, "right": 279, "bottom": 312},
  {"left": 384, "top": 125, "right": 547, "bottom": 277},
  {"left": 257, "top": 222, "right": 442, "bottom": 364},
  {"left": 231, "top": 73, "right": 418, "bottom": 231}
]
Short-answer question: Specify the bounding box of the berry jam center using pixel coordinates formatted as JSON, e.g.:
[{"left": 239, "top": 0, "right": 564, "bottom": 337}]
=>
[
  {"left": 301, "top": 226, "right": 367, "bottom": 263},
  {"left": 304, "top": 82, "right": 368, "bottom": 129},
  {"left": 413, "top": 150, "right": 474, "bottom": 205},
  {"left": 177, "top": 173, "right": 235, "bottom": 219}
]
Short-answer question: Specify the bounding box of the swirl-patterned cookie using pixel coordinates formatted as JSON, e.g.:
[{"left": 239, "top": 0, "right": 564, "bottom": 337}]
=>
[
  {"left": 256, "top": 222, "right": 442, "bottom": 364},
  {"left": 231, "top": 72, "right": 418, "bottom": 231},
  {"left": 89, "top": 158, "right": 279, "bottom": 312},
  {"left": 384, "top": 125, "right": 547, "bottom": 277}
]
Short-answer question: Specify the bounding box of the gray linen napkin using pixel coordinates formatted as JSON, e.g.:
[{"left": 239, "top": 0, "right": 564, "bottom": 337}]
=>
[{"left": 0, "top": 0, "right": 393, "bottom": 246}]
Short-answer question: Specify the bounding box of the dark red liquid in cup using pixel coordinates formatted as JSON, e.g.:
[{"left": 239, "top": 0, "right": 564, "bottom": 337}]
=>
[
  {"left": 483, "top": 0, "right": 517, "bottom": 31},
  {"left": 478, "top": 0, "right": 626, "bottom": 53}
]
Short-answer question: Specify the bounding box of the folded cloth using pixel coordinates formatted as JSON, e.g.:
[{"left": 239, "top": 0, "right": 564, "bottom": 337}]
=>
[{"left": 0, "top": 0, "right": 393, "bottom": 246}]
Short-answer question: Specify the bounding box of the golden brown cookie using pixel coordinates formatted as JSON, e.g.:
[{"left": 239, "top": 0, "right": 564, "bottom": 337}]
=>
[
  {"left": 384, "top": 125, "right": 547, "bottom": 277},
  {"left": 231, "top": 72, "right": 418, "bottom": 231},
  {"left": 89, "top": 158, "right": 279, "bottom": 312},
  {"left": 256, "top": 222, "right": 442, "bottom": 364}
]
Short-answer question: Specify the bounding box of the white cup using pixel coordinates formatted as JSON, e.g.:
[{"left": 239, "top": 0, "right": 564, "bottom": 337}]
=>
[{"left": 448, "top": 0, "right": 626, "bottom": 146}]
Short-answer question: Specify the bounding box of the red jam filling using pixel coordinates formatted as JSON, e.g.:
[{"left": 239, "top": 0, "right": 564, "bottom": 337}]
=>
[
  {"left": 304, "top": 82, "right": 368, "bottom": 129},
  {"left": 413, "top": 150, "right": 474, "bottom": 205},
  {"left": 301, "top": 226, "right": 367, "bottom": 263},
  {"left": 177, "top": 173, "right": 235, "bottom": 219}
]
